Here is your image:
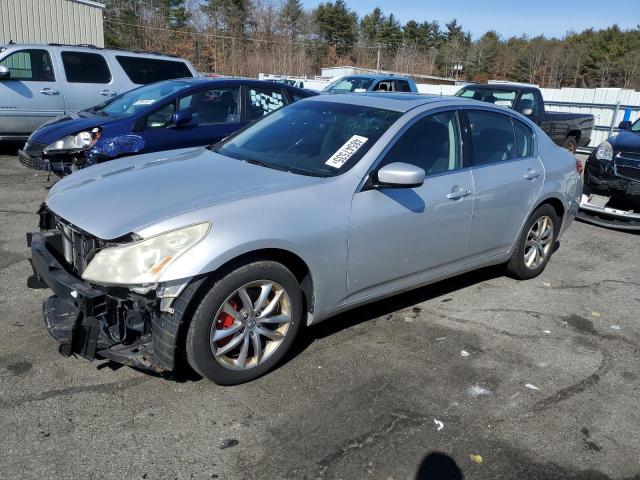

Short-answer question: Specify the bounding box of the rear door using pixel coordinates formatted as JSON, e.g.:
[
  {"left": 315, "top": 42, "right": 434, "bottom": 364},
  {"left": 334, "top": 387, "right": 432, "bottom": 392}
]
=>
[
  {"left": 465, "top": 109, "right": 543, "bottom": 259},
  {"left": 139, "top": 84, "right": 242, "bottom": 151},
  {"left": 0, "top": 48, "right": 64, "bottom": 135},
  {"left": 58, "top": 50, "right": 115, "bottom": 112}
]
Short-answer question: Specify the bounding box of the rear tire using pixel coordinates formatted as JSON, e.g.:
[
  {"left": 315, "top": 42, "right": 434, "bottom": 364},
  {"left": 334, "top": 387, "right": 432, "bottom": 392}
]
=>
[
  {"left": 185, "top": 261, "right": 303, "bottom": 385},
  {"left": 506, "top": 205, "right": 559, "bottom": 280},
  {"left": 562, "top": 136, "right": 578, "bottom": 155}
]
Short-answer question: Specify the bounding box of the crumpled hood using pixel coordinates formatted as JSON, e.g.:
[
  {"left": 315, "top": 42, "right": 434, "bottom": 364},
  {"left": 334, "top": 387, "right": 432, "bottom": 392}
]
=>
[
  {"left": 611, "top": 130, "right": 640, "bottom": 151},
  {"left": 29, "top": 111, "right": 123, "bottom": 144},
  {"left": 46, "top": 147, "right": 323, "bottom": 240}
]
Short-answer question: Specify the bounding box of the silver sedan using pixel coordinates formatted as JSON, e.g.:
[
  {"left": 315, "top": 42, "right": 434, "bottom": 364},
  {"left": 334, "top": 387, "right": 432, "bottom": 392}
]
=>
[{"left": 28, "top": 93, "right": 582, "bottom": 384}]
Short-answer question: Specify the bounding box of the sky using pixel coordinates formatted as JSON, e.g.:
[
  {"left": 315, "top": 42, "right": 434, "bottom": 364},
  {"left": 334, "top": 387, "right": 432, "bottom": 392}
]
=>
[{"left": 303, "top": 0, "right": 640, "bottom": 39}]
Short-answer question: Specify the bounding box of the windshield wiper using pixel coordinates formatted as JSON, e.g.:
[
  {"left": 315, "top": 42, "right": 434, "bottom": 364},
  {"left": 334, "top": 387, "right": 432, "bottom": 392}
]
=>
[{"left": 245, "top": 157, "right": 290, "bottom": 172}]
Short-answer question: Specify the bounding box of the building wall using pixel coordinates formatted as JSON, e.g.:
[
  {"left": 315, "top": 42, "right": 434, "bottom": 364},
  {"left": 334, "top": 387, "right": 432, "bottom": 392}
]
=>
[{"left": 0, "top": 0, "right": 104, "bottom": 47}]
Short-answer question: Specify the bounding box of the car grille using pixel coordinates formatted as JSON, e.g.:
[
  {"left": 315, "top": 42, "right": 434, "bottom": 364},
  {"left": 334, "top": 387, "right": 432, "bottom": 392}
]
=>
[
  {"left": 23, "top": 141, "right": 47, "bottom": 156},
  {"left": 55, "top": 218, "right": 100, "bottom": 277},
  {"left": 615, "top": 165, "right": 640, "bottom": 182},
  {"left": 618, "top": 151, "right": 640, "bottom": 162}
]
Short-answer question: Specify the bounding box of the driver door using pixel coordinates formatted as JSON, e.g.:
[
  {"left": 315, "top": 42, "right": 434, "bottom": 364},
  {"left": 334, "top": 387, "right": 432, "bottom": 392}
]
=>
[
  {"left": 0, "top": 49, "right": 64, "bottom": 135},
  {"left": 347, "top": 110, "right": 474, "bottom": 300}
]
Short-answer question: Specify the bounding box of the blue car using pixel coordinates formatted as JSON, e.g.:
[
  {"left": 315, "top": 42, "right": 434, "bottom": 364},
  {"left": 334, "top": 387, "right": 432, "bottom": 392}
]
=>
[
  {"left": 19, "top": 78, "right": 315, "bottom": 176},
  {"left": 322, "top": 74, "right": 418, "bottom": 94}
]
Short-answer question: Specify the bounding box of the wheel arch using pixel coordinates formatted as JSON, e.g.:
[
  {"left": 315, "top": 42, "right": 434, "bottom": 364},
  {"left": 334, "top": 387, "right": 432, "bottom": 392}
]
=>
[
  {"left": 536, "top": 196, "right": 565, "bottom": 225},
  {"left": 163, "top": 247, "right": 315, "bottom": 374},
  {"left": 566, "top": 130, "right": 581, "bottom": 142}
]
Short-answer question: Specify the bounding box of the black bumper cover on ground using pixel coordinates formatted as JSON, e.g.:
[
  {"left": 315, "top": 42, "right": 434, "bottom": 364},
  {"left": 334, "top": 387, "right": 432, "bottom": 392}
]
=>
[{"left": 28, "top": 231, "right": 167, "bottom": 371}]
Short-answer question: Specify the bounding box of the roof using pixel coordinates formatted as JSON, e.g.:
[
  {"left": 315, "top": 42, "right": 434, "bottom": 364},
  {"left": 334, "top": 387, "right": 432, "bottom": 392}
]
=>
[
  {"left": 338, "top": 73, "right": 413, "bottom": 81},
  {"left": 459, "top": 83, "right": 537, "bottom": 91},
  {"left": 1, "top": 43, "right": 185, "bottom": 59},
  {"left": 303, "top": 93, "right": 448, "bottom": 112}
]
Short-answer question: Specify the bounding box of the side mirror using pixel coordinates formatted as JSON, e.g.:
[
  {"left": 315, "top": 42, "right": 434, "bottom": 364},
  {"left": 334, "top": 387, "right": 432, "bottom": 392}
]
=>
[
  {"left": 521, "top": 107, "right": 533, "bottom": 116},
  {"left": 376, "top": 162, "right": 425, "bottom": 188},
  {"left": 0, "top": 65, "right": 10, "bottom": 79},
  {"left": 618, "top": 120, "right": 632, "bottom": 131},
  {"left": 171, "top": 108, "right": 194, "bottom": 127}
]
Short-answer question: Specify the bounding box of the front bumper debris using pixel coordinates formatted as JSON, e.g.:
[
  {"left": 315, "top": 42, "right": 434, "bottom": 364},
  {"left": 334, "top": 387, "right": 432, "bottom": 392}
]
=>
[
  {"left": 577, "top": 193, "right": 640, "bottom": 231},
  {"left": 28, "top": 231, "right": 167, "bottom": 371},
  {"left": 19, "top": 149, "right": 79, "bottom": 177}
]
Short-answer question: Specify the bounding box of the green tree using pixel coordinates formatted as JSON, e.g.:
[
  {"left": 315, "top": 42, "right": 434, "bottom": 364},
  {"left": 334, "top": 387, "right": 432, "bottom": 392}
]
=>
[
  {"left": 314, "top": 0, "right": 358, "bottom": 54},
  {"left": 361, "top": 7, "right": 385, "bottom": 44}
]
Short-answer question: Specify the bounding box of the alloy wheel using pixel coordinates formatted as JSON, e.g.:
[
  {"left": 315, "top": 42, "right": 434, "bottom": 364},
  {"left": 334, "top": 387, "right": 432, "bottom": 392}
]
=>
[
  {"left": 210, "top": 280, "right": 292, "bottom": 370},
  {"left": 524, "top": 215, "right": 554, "bottom": 269}
]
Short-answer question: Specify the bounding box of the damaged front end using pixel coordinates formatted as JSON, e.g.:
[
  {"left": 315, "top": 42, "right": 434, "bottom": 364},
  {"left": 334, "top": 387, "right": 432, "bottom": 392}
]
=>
[
  {"left": 28, "top": 205, "right": 197, "bottom": 372},
  {"left": 19, "top": 134, "right": 145, "bottom": 177}
]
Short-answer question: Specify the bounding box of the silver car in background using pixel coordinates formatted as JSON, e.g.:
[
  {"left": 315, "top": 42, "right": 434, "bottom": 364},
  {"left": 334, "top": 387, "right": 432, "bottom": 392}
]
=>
[
  {"left": 0, "top": 43, "right": 197, "bottom": 141},
  {"left": 28, "top": 93, "right": 582, "bottom": 384}
]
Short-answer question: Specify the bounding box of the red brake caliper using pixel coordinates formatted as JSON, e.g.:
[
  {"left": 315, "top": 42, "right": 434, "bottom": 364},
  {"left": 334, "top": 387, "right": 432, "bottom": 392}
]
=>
[{"left": 215, "top": 299, "right": 238, "bottom": 347}]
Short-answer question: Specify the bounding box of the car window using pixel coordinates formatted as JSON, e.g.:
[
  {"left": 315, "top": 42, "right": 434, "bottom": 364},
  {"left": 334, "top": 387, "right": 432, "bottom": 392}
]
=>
[
  {"left": 379, "top": 111, "right": 462, "bottom": 176},
  {"left": 324, "top": 76, "right": 374, "bottom": 93},
  {"left": 456, "top": 88, "right": 517, "bottom": 108},
  {"left": 61, "top": 51, "right": 111, "bottom": 83},
  {"left": 519, "top": 92, "right": 537, "bottom": 115},
  {"left": 0, "top": 49, "right": 54, "bottom": 81},
  {"left": 95, "top": 80, "right": 189, "bottom": 118},
  {"left": 115, "top": 56, "right": 192, "bottom": 84},
  {"left": 373, "top": 80, "right": 394, "bottom": 92},
  {"left": 146, "top": 103, "right": 176, "bottom": 129},
  {"left": 216, "top": 101, "right": 401, "bottom": 177},
  {"left": 395, "top": 80, "right": 412, "bottom": 92},
  {"left": 248, "top": 87, "right": 285, "bottom": 120},
  {"left": 178, "top": 87, "right": 240, "bottom": 124},
  {"left": 512, "top": 118, "right": 534, "bottom": 157},
  {"left": 467, "top": 110, "right": 518, "bottom": 165}
]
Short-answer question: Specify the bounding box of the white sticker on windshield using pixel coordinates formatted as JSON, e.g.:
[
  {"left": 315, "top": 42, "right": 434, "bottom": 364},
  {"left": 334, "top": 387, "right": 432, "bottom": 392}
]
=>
[
  {"left": 325, "top": 135, "right": 368, "bottom": 169},
  {"left": 133, "top": 99, "right": 156, "bottom": 106}
]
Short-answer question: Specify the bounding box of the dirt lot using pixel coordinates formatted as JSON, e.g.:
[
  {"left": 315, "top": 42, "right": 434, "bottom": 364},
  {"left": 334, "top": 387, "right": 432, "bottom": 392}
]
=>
[{"left": 1, "top": 152, "right": 639, "bottom": 480}]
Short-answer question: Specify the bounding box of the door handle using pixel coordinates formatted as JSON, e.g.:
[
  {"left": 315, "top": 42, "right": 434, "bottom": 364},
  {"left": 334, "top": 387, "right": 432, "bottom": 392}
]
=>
[
  {"left": 100, "top": 89, "right": 118, "bottom": 96},
  {"left": 446, "top": 188, "right": 472, "bottom": 200},
  {"left": 524, "top": 169, "right": 541, "bottom": 180},
  {"left": 39, "top": 88, "right": 60, "bottom": 95}
]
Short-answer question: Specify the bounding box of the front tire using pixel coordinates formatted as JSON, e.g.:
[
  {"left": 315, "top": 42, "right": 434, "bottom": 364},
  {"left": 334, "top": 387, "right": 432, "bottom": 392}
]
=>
[
  {"left": 506, "top": 205, "right": 559, "bottom": 280},
  {"left": 185, "top": 261, "right": 303, "bottom": 385}
]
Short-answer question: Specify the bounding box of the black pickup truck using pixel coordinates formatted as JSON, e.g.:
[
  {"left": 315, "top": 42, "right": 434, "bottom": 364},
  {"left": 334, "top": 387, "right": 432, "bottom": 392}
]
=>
[{"left": 455, "top": 84, "right": 594, "bottom": 153}]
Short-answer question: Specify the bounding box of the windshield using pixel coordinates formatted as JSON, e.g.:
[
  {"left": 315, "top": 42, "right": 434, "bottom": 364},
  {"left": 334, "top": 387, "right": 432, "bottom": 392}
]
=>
[
  {"left": 456, "top": 87, "right": 518, "bottom": 108},
  {"left": 92, "top": 80, "right": 190, "bottom": 118},
  {"left": 215, "top": 101, "right": 402, "bottom": 177},
  {"left": 631, "top": 119, "right": 640, "bottom": 133},
  {"left": 324, "top": 76, "right": 375, "bottom": 94}
]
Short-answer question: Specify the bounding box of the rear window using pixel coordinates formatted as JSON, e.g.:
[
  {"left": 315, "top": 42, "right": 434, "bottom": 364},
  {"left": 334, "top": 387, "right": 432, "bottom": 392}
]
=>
[
  {"left": 116, "top": 56, "right": 192, "bottom": 84},
  {"left": 61, "top": 51, "right": 111, "bottom": 83},
  {"left": 456, "top": 88, "right": 517, "bottom": 108}
]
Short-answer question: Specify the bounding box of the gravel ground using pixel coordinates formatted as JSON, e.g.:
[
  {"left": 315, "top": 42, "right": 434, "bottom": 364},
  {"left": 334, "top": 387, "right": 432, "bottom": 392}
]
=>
[{"left": 0, "top": 151, "right": 639, "bottom": 480}]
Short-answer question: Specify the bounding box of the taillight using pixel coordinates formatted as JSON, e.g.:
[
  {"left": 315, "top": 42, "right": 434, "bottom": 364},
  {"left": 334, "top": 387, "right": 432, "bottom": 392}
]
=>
[{"left": 576, "top": 159, "right": 583, "bottom": 174}]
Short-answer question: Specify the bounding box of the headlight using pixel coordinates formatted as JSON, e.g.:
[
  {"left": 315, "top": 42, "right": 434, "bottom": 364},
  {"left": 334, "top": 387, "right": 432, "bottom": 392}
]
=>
[
  {"left": 44, "top": 127, "right": 101, "bottom": 154},
  {"left": 82, "top": 223, "right": 210, "bottom": 286},
  {"left": 595, "top": 141, "right": 613, "bottom": 161}
]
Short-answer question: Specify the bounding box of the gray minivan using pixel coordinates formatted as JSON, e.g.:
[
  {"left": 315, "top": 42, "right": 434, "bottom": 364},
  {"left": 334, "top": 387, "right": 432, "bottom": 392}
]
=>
[{"left": 0, "top": 44, "right": 198, "bottom": 141}]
